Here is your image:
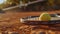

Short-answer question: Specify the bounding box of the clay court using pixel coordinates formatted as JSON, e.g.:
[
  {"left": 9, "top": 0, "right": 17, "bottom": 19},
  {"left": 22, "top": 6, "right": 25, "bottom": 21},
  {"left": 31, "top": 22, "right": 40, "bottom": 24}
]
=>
[{"left": 0, "top": 9, "right": 60, "bottom": 34}]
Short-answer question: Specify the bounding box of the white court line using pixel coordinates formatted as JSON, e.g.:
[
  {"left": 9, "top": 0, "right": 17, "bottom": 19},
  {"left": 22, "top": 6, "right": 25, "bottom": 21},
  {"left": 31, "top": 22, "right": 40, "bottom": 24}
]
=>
[
  {"left": 2, "top": 5, "right": 20, "bottom": 11},
  {"left": 2, "top": 0, "right": 44, "bottom": 11}
]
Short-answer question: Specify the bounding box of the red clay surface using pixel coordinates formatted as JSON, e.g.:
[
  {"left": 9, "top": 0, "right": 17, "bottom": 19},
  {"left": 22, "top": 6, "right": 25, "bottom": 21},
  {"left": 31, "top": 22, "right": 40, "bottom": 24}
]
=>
[{"left": 0, "top": 10, "right": 60, "bottom": 34}]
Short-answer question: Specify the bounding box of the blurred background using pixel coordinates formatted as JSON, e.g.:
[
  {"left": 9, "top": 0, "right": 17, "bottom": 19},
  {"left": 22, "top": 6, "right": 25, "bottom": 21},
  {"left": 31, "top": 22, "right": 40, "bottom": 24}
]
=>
[{"left": 0, "top": 0, "right": 60, "bottom": 11}]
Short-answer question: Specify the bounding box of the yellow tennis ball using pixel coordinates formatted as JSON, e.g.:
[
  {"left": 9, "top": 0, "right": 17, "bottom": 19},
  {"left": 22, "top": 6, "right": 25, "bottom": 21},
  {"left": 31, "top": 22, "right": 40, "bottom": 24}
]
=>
[{"left": 39, "top": 13, "right": 51, "bottom": 21}]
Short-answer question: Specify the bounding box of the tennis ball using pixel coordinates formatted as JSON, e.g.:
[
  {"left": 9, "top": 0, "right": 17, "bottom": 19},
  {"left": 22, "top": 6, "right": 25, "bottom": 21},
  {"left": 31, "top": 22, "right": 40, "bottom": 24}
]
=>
[{"left": 39, "top": 13, "right": 51, "bottom": 21}]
